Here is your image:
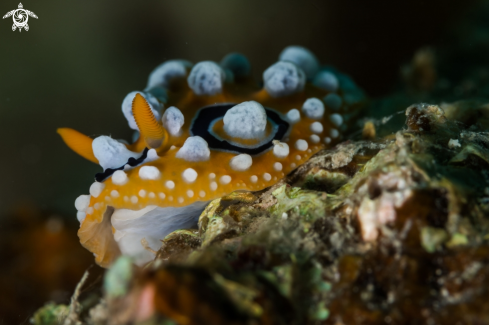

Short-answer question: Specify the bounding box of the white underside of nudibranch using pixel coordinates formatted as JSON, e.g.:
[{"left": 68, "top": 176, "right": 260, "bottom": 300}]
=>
[{"left": 111, "top": 200, "right": 209, "bottom": 265}]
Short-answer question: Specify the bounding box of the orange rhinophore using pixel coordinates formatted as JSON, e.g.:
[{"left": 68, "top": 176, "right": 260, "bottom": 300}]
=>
[
  {"left": 58, "top": 46, "right": 365, "bottom": 267},
  {"left": 57, "top": 128, "right": 98, "bottom": 164}
]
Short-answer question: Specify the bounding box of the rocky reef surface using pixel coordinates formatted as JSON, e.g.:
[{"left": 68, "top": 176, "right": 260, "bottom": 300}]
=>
[{"left": 32, "top": 97, "right": 489, "bottom": 325}]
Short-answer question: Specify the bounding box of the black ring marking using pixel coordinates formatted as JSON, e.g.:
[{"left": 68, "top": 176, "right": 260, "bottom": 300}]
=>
[
  {"left": 95, "top": 148, "right": 149, "bottom": 182},
  {"left": 190, "top": 104, "right": 289, "bottom": 155}
]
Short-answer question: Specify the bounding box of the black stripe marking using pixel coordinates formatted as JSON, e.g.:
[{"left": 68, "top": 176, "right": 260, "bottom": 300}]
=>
[{"left": 95, "top": 148, "right": 149, "bottom": 182}]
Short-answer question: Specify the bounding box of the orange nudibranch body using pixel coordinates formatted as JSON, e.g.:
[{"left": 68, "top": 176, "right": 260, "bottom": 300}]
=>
[{"left": 60, "top": 47, "right": 365, "bottom": 267}]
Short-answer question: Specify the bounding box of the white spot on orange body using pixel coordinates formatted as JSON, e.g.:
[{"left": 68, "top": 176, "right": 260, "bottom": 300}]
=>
[
  {"left": 199, "top": 191, "right": 206, "bottom": 198},
  {"left": 302, "top": 97, "right": 324, "bottom": 119},
  {"left": 310, "top": 134, "right": 320, "bottom": 143},
  {"left": 176, "top": 136, "right": 211, "bottom": 162},
  {"left": 330, "top": 129, "right": 339, "bottom": 138},
  {"left": 187, "top": 190, "right": 194, "bottom": 198},
  {"left": 111, "top": 190, "right": 120, "bottom": 198},
  {"left": 158, "top": 193, "right": 166, "bottom": 199},
  {"left": 112, "top": 170, "right": 128, "bottom": 186},
  {"left": 77, "top": 212, "right": 86, "bottom": 223},
  {"left": 149, "top": 192, "right": 155, "bottom": 199},
  {"left": 182, "top": 168, "right": 198, "bottom": 183},
  {"left": 139, "top": 166, "right": 161, "bottom": 180},
  {"left": 295, "top": 139, "right": 308, "bottom": 151},
  {"left": 286, "top": 108, "right": 301, "bottom": 123},
  {"left": 209, "top": 173, "right": 216, "bottom": 179},
  {"left": 131, "top": 196, "right": 138, "bottom": 204},
  {"left": 324, "top": 137, "right": 332, "bottom": 144},
  {"left": 165, "top": 181, "right": 175, "bottom": 190},
  {"left": 274, "top": 162, "right": 283, "bottom": 171},
  {"left": 250, "top": 175, "right": 258, "bottom": 183},
  {"left": 89, "top": 182, "right": 105, "bottom": 198},
  {"left": 75, "top": 195, "right": 90, "bottom": 212},
  {"left": 139, "top": 190, "right": 147, "bottom": 198},
  {"left": 263, "top": 173, "right": 272, "bottom": 181},
  {"left": 178, "top": 197, "right": 184, "bottom": 203},
  {"left": 210, "top": 182, "right": 218, "bottom": 191},
  {"left": 229, "top": 154, "right": 253, "bottom": 171},
  {"left": 273, "top": 141, "right": 290, "bottom": 158},
  {"left": 310, "top": 122, "right": 324, "bottom": 134},
  {"left": 86, "top": 207, "right": 94, "bottom": 215},
  {"left": 220, "top": 175, "right": 232, "bottom": 185}
]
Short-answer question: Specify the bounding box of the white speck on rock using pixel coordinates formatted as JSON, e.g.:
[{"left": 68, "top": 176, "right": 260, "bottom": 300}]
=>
[{"left": 448, "top": 139, "right": 461, "bottom": 148}]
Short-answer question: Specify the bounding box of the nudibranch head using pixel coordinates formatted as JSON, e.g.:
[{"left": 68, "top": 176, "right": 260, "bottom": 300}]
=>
[{"left": 58, "top": 46, "right": 365, "bottom": 267}]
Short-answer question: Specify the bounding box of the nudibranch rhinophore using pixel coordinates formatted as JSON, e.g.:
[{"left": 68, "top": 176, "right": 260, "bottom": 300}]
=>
[{"left": 58, "top": 46, "right": 365, "bottom": 267}]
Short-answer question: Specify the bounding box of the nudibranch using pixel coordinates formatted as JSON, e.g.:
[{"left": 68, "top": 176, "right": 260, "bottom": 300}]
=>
[{"left": 58, "top": 46, "right": 364, "bottom": 267}]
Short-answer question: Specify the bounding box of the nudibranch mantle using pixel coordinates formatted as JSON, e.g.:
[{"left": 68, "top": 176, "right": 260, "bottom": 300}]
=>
[{"left": 58, "top": 46, "right": 365, "bottom": 267}]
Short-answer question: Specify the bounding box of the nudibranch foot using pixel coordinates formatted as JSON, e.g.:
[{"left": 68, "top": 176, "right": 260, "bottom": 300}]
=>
[{"left": 59, "top": 45, "right": 365, "bottom": 267}]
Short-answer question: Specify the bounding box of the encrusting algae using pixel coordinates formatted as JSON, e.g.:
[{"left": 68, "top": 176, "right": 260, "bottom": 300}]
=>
[{"left": 57, "top": 46, "right": 365, "bottom": 267}]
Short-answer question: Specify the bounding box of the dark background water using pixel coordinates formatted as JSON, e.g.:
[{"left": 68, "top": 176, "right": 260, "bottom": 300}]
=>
[
  {"left": 0, "top": 0, "right": 483, "bottom": 323},
  {"left": 0, "top": 0, "right": 474, "bottom": 217}
]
